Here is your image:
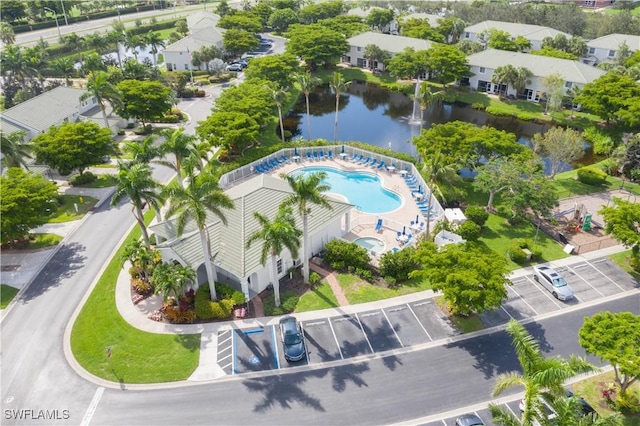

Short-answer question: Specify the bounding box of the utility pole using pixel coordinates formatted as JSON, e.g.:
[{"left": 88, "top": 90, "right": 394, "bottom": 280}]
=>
[
  {"left": 44, "top": 7, "right": 61, "bottom": 39},
  {"left": 60, "top": 0, "right": 69, "bottom": 26}
]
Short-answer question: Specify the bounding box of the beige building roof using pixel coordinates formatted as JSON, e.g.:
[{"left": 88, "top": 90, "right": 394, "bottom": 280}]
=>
[
  {"left": 587, "top": 33, "right": 640, "bottom": 51},
  {"left": 464, "top": 20, "right": 570, "bottom": 41},
  {"left": 347, "top": 31, "right": 436, "bottom": 53},
  {"left": 163, "top": 27, "right": 225, "bottom": 53},
  {"left": 186, "top": 11, "right": 220, "bottom": 33},
  {"left": 152, "top": 174, "right": 353, "bottom": 279},
  {"left": 467, "top": 49, "right": 606, "bottom": 84}
]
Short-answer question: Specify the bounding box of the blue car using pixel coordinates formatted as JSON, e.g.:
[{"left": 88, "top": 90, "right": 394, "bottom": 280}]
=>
[{"left": 279, "top": 316, "right": 305, "bottom": 362}]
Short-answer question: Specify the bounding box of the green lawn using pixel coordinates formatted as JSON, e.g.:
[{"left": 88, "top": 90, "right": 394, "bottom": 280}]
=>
[
  {"left": 553, "top": 163, "right": 640, "bottom": 199},
  {"left": 28, "top": 233, "right": 63, "bottom": 249},
  {"left": 434, "top": 297, "right": 484, "bottom": 333},
  {"left": 572, "top": 371, "right": 640, "bottom": 426},
  {"left": 77, "top": 174, "right": 118, "bottom": 188},
  {"left": 478, "top": 214, "right": 569, "bottom": 271},
  {"left": 1, "top": 285, "right": 19, "bottom": 309},
  {"left": 295, "top": 282, "right": 339, "bottom": 312},
  {"left": 70, "top": 212, "right": 200, "bottom": 383},
  {"left": 336, "top": 273, "right": 431, "bottom": 305},
  {"left": 47, "top": 195, "right": 98, "bottom": 223}
]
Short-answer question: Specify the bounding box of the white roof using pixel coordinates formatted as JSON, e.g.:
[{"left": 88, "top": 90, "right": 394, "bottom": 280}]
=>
[
  {"left": 151, "top": 174, "right": 353, "bottom": 279},
  {"left": 587, "top": 34, "right": 640, "bottom": 51},
  {"left": 163, "top": 27, "right": 225, "bottom": 53},
  {"left": 467, "top": 49, "right": 606, "bottom": 84},
  {"left": 186, "top": 11, "right": 220, "bottom": 33},
  {"left": 464, "top": 20, "right": 571, "bottom": 41},
  {"left": 347, "top": 31, "right": 436, "bottom": 53}
]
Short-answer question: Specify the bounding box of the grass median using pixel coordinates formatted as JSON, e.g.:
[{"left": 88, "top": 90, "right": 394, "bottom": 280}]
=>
[{"left": 70, "top": 212, "right": 200, "bottom": 384}]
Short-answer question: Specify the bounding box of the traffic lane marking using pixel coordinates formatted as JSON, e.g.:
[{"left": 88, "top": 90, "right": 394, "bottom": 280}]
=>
[
  {"left": 232, "top": 327, "right": 278, "bottom": 374},
  {"left": 357, "top": 310, "right": 402, "bottom": 352},
  {"left": 331, "top": 315, "right": 372, "bottom": 359},
  {"left": 409, "top": 300, "right": 459, "bottom": 341},
  {"left": 384, "top": 305, "right": 432, "bottom": 346},
  {"left": 301, "top": 319, "right": 342, "bottom": 363}
]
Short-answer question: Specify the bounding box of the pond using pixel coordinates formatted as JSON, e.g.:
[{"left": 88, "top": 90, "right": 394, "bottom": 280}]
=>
[{"left": 283, "top": 80, "right": 597, "bottom": 172}]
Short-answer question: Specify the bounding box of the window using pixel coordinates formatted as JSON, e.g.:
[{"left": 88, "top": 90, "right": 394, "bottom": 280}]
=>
[
  {"left": 565, "top": 81, "right": 572, "bottom": 89},
  {"left": 588, "top": 47, "right": 595, "bottom": 54},
  {"left": 479, "top": 67, "right": 485, "bottom": 74},
  {"left": 276, "top": 259, "right": 283, "bottom": 274},
  {"left": 184, "top": 64, "right": 189, "bottom": 70},
  {"left": 465, "top": 32, "right": 470, "bottom": 39},
  {"left": 608, "top": 49, "right": 616, "bottom": 57},
  {"left": 356, "top": 46, "right": 362, "bottom": 52}
]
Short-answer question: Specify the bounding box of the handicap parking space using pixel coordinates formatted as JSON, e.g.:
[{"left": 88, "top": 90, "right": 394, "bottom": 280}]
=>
[
  {"left": 301, "top": 319, "right": 342, "bottom": 363},
  {"left": 357, "top": 310, "right": 403, "bottom": 352},
  {"left": 216, "top": 330, "right": 234, "bottom": 375},
  {"left": 330, "top": 315, "right": 373, "bottom": 358},
  {"left": 409, "top": 300, "right": 459, "bottom": 341},
  {"left": 383, "top": 305, "right": 433, "bottom": 347},
  {"left": 232, "top": 326, "right": 279, "bottom": 375}
]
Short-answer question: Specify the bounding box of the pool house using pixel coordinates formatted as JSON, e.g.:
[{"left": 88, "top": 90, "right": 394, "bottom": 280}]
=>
[{"left": 150, "top": 146, "right": 443, "bottom": 296}]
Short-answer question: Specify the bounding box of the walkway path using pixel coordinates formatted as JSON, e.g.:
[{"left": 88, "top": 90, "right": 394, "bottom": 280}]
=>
[{"left": 309, "top": 262, "right": 350, "bottom": 306}]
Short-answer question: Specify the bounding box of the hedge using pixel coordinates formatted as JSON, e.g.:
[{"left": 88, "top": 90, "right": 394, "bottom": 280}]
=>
[{"left": 577, "top": 167, "right": 607, "bottom": 186}]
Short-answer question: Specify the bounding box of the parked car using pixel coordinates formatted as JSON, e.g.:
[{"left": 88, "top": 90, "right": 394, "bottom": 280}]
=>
[
  {"left": 259, "top": 39, "right": 273, "bottom": 46},
  {"left": 519, "top": 391, "right": 596, "bottom": 419},
  {"left": 279, "top": 316, "right": 305, "bottom": 362},
  {"left": 533, "top": 265, "right": 574, "bottom": 301},
  {"left": 227, "top": 63, "right": 243, "bottom": 72},
  {"left": 455, "top": 413, "right": 485, "bottom": 426}
]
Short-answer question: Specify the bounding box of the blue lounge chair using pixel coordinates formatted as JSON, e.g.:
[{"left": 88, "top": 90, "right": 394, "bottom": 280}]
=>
[
  {"left": 313, "top": 151, "right": 319, "bottom": 161},
  {"left": 255, "top": 164, "right": 264, "bottom": 174},
  {"left": 377, "top": 161, "right": 385, "bottom": 169},
  {"left": 261, "top": 162, "right": 271, "bottom": 171},
  {"left": 354, "top": 154, "right": 363, "bottom": 163},
  {"left": 280, "top": 154, "right": 289, "bottom": 163},
  {"left": 406, "top": 234, "right": 413, "bottom": 245},
  {"left": 350, "top": 153, "right": 358, "bottom": 161},
  {"left": 369, "top": 159, "right": 378, "bottom": 168},
  {"left": 375, "top": 218, "right": 383, "bottom": 233},
  {"left": 274, "top": 157, "right": 283, "bottom": 166},
  {"left": 306, "top": 152, "right": 313, "bottom": 162},
  {"left": 420, "top": 222, "right": 425, "bottom": 229},
  {"left": 396, "top": 231, "right": 402, "bottom": 241},
  {"left": 328, "top": 151, "right": 334, "bottom": 160},
  {"left": 361, "top": 157, "right": 371, "bottom": 166},
  {"left": 319, "top": 151, "right": 325, "bottom": 161},
  {"left": 270, "top": 159, "right": 279, "bottom": 169}
]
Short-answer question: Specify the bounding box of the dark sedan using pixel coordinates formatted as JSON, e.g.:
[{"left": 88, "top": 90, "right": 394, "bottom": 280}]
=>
[{"left": 279, "top": 316, "right": 305, "bottom": 362}]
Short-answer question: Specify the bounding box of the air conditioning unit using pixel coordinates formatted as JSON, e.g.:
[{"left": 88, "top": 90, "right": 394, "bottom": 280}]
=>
[{"left": 293, "top": 259, "right": 301, "bottom": 267}]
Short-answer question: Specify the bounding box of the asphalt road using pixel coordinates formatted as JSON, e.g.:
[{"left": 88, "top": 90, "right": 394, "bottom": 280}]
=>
[{"left": 89, "top": 296, "right": 637, "bottom": 425}]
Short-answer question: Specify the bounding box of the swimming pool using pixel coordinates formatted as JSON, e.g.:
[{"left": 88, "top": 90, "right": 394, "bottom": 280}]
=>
[
  {"left": 354, "top": 237, "right": 385, "bottom": 255},
  {"left": 291, "top": 166, "right": 402, "bottom": 214}
]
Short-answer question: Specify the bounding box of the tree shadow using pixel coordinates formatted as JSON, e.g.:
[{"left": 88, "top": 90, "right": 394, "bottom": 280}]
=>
[
  {"left": 242, "top": 368, "right": 328, "bottom": 413},
  {"left": 173, "top": 334, "right": 200, "bottom": 352},
  {"left": 331, "top": 361, "right": 370, "bottom": 392},
  {"left": 19, "top": 242, "right": 87, "bottom": 302}
]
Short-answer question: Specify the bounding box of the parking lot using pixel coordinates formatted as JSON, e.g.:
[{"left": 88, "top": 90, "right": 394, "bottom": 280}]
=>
[
  {"left": 218, "top": 256, "right": 637, "bottom": 376},
  {"left": 421, "top": 399, "right": 523, "bottom": 426}
]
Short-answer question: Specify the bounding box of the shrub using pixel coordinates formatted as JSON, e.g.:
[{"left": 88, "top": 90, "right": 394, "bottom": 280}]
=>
[
  {"left": 615, "top": 390, "right": 640, "bottom": 414},
  {"left": 131, "top": 278, "right": 153, "bottom": 295},
  {"left": 308, "top": 272, "right": 321, "bottom": 286},
  {"left": 180, "top": 88, "right": 194, "bottom": 98},
  {"left": 134, "top": 125, "right": 152, "bottom": 135},
  {"left": 379, "top": 247, "right": 418, "bottom": 282},
  {"left": 194, "top": 284, "right": 234, "bottom": 319},
  {"left": 356, "top": 267, "right": 373, "bottom": 282},
  {"left": 508, "top": 244, "right": 528, "bottom": 264},
  {"left": 456, "top": 221, "right": 481, "bottom": 241},
  {"left": 215, "top": 282, "right": 245, "bottom": 306},
  {"left": 163, "top": 305, "right": 196, "bottom": 324},
  {"left": 324, "top": 239, "right": 370, "bottom": 271},
  {"left": 464, "top": 205, "right": 489, "bottom": 227},
  {"left": 471, "top": 102, "right": 486, "bottom": 110},
  {"left": 577, "top": 167, "right": 607, "bottom": 186},
  {"left": 384, "top": 276, "right": 397, "bottom": 287},
  {"left": 195, "top": 90, "right": 205, "bottom": 97},
  {"left": 70, "top": 171, "right": 97, "bottom": 186}
]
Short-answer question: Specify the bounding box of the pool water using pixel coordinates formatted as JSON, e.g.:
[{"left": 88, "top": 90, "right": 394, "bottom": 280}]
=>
[
  {"left": 292, "top": 166, "right": 402, "bottom": 214},
  {"left": 354, "top": 237, "right": 385, "bottom": 255}
]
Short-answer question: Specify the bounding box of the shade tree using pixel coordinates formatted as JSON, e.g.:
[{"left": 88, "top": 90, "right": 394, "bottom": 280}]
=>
[
  {"left": 598, "top": 197, "right": 640, "bottom": 269},
  {"left": 243, "top": 53, "right": 300, "bottom": 88},
  {"left": 532, "top": 126, "right": 584, "bottom": 180},
  {"left": 115, "top": 79, "right": 172, "bottom": 126},
  {"left": 268, "top": 8, "right": 298, "bottom": 32},
  {"left": 222, "top": 29, "right": 259, "bottom": 57},
  {"left": 196, "top": 111, "right": 259, "bottom": 157},
  {"left": 576, "top": 72, "right": 640, "bottom": 126},
  {"left": 0, "top": 168, "right": 58, "bottom": 245},
  {"left": 286, "top": 24, "right": 348, "bottom": 70},
  {"left": 365, "top": 8, "right": 394, "bottom": 32},
  {"left": 400, "top": 18, "right": 445, "bottom": 43}
]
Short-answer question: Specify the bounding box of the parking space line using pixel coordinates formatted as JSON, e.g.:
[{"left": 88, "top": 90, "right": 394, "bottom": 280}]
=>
[
  {"left": 582, "top": 260, "right": 627, "bottom": 291},
  {"left": 500, "top": 305, "right": 514, "bottom": 319},
  {"left": 381, "top": 309, "right": 404, "bottom": 348},
  {"left": 524, "top": 276, "right": 563, "bottom": 308},
  {"left": 355, "top": 313, "right": 375, "bottom": 354},
  {"left": 505, "top": 402, "right": 519, "bottom": 417},
  {"left": 232, "top": 330, "right": 237, "bottom": 375},
  {"left": 565, "top": 265, "right": 606, "bottom": 296},
  {"left": 328, "top": 319, "right": 344, "bottom": 360},
  {"left": 441, "top": 420, "right": 448, "bottom": 425},
  {"left": 506, "top": 285, "right": 539, "bottom": 316},
  {"left": 301, "top": 323, "right": 310, "bottom": 364},
  {"left": 272, "top": 325, "right": 280, "bottom": 369},
  {"left": 406, "top": 303, "right": 433, "bottom": 341},
  {"left": 218, "top": 353, "right": 232, "bottom": 362}
]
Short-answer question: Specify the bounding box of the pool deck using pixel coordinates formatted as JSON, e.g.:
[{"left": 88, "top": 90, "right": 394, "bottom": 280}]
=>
[{"left": 265, "top": 156, "right": 438, "bottom": 259}]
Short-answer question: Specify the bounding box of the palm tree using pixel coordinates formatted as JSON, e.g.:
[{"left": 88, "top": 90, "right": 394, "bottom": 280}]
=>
[
  {"left": 246, "top": 205, "right": 302, "bottom": 307},
  {"left": 420, "top": 150, "right": 459, "bottom": 239},
  {"left": 152, "top": 262, "right": 195, "bottom": 302},
  {"left": 124, "top": 34, "right": 142, "bottom": 61},
  {"left": 111, "top": 162, "right": 163, "bottom": 247},
  {"left": 0, "top": 22, "right": 16, "bottom": 45},
  {"left": 81, "top": 71, "right": 123, "bottom": 129},
  {"left": 490, "top": 320, "right": 598, "bottom": 426},
  {"left": 0, "top": 130, "right": 31, "bottom": 169},
  {"left": 145, "top": 31, "right": 165, "bottom": 70},
  {"left": 1, "top": 45, "right": 37, "bottom": 90},
  {"left": 50, "top": 57, "right": 75, "bottom": 86},
  {"left": 23, "top": 45, "right": 49, "bottom": 92},
  {"left": 164, "top": 172, "right": 235, "bottom": 301},
  {"left": 122, "top": 135, "right": 161, "bottom": 164},
  {"left": 329, "top": 72, "right": 351, "bottom": 142},
  {"left": 156, "top": 127, "right": 198, "bottom": 188},
  {"left": 295, "top": 71, "right": 320, "bottom": 140},
  {"left": 120, "top": 238, "right": 155, "bottom": 284},
  {"left": 268, "top": 85, "right": 287, "bottom": 143},
  {"left": 85, "top": 33, "right": 108, "bottom": 55},
  {"left": 62, "top": 33, "right": 85, "bottom": 70},
  {"left": 512, "top": 67, "right": 533, "bottom": 98},
  {"left": 363, "top": 44, "right": 384, "bottom": 71},
  {"left": 280, "top": 171, "right": 332, "bottom": 282},
  {"left": 491, "top": 64, "right": 516, "bottom": 96},
  {"left": 106, "top": 30, "right": 126, "bottom": 69}
]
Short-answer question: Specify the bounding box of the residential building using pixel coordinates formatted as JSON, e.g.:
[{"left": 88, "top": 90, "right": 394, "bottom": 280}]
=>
[
  {"left": 186, "top": 11, "right": 220, "bottom": 32},
  {"left": 584, "top": 33, "right": 640, "bottom": 65},
  {"left": 150, "top": 173, "right": 353, "bottom": 298},
  {"left": 164, "top": 27, "right": 225, "bottom": 72},
  {"left": 344, "top": 31, "right": 436, "bottom": 71},
  {"left": 462, "top": 20, "right": 571, "bottom": 51},
  {"left": 0, "top": 86, "right": 122, "bottom": 140},
  {"left": 466, "top": 49, "right": 605, "bottom": 101}
]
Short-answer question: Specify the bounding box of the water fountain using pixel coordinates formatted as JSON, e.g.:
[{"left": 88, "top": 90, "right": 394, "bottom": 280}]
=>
[{"left": 409, "top": 78, "right": 423, "bottom": 125}]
